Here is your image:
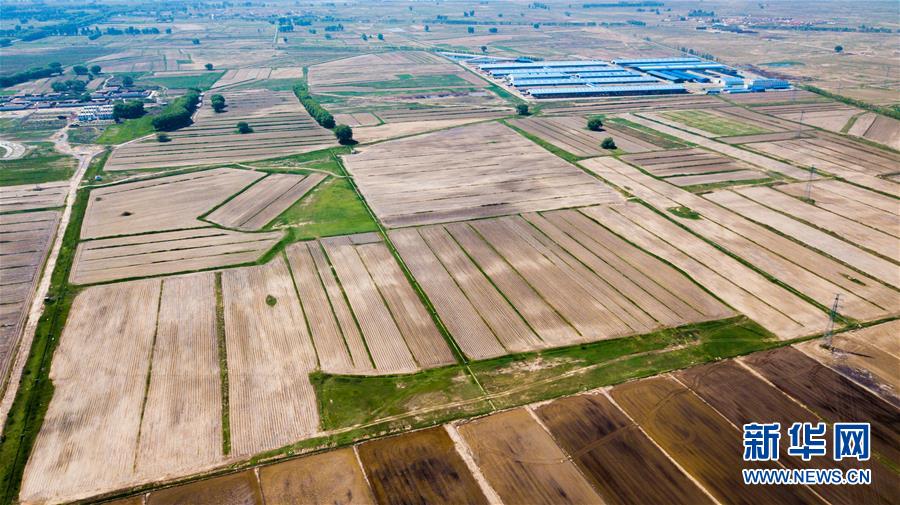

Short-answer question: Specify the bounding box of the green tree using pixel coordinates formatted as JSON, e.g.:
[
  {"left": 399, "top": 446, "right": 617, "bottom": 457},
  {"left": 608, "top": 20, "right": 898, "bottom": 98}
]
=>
[
  {"left": 192, "top": 38, "right": 200, "bottom": 45},
  {"left": 89, "top": 65, "right": 101, "bottom": 74},
  {"left": 113, "top": 100, "right": 145, "bottom": 120},
  {"left": 424, "top": 25, "right": 430, "bottom": 32},
  {"left": 377, "top": 33, "right": 384, "bottom": 40},
  {"left": 210, "top": 94, "right": 226, "bottom": 112},
  {"left": 467, "top": 26, "right": 475, "bottom": 34},
  {"left": 489, "top": 27, "right": 498, "bottom": 33},
  {"left": 334, "top": 124, "right": 354, "bottom": 144},
  {"left": 237, "top": 121, "right": 252, "bottom": 134},
  {"left": 73, "top": 65, "right": 89, "bottom": 75},
  {"left": 587, "top": 117, "right": 603, "bottom": 131},
  {"left": 516, "top": 103, "right": 529, "bottom": 116},
  {"left": 601, "top": 137, "right": 616, "bottom": 149},
  {"left": 481, "top": 45, "right": 487, "bottom": 53},
  {"left": 834, "top": 45, "right": 843, "bottom": 53},
  {"left": 204, "top": 63, "right": 214, "bottom": 70},
  {"left": 361, "top": 34, "right": 368, "bottom": 41},
  {"left": 122, "top": 75, "right": 135, "bottom": 87},
  {"left": 156, "top": 133, "right": 171, "bottom": 142}
]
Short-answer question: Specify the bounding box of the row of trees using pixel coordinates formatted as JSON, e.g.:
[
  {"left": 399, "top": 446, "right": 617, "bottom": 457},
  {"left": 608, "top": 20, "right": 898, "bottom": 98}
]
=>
[
  {"left": 151, "top": 89, "right": 200, "bottom": 131},
  {"left": 0, "top": 62, "right": 63, "bottom": 88},
  {"left": 293, "top": 82, "right": 335, "bottom": 128}
]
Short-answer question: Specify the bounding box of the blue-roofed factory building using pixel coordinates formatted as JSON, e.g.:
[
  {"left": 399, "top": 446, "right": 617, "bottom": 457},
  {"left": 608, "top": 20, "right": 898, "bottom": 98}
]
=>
[{"left": 467, "top": 55, "right": 789, "bottom": 99}]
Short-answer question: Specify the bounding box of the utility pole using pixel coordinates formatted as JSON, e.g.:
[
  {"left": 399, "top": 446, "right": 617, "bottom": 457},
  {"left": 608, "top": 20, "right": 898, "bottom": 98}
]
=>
[
  {"left": 822, "top": 294, "right": 841, "bottom": 351},
  {"left": 804, "top": 166, "right": 816, "bottom": 202}
]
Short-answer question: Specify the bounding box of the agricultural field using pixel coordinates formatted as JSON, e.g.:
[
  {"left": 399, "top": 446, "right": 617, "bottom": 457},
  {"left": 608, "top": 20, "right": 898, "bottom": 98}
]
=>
[
  {"left": 343, "top": 121, "right": 622, "bottom": 227},
  {"left": 105, "top": 345, "right": 899, "bottom": 505},
  {"left": 80, "top": 168, "right": 263, "bottom": 239},
  {"left": 659, "top": 109, "right": 772, "bottom": 137},
  {"left": 0, "top": 210, "right": 59, "bottom": 392},
  {"left": 740, "top": 132, "right": 900, "bottom": 195},
  {"left": 509, "top": 115, "right": 665, "bottom": 157},
  {"left": 390, "top": 214, "right": 731, "bottom": 358},
  {"left": 585, "top": 157, "right": 898, "bottom": 324},
  {"left": 0, "top": 181, "right": 67, "bottom": 213},
  {"left": 456, "top": 409, "right": 603, "bottom": 504},
  {"left": 2, "top": 2, "right": 899, "bottom": 504},
  {"left": 357, "top": 427, "right": 488, "bottom": 505},
  {"left": 206, "top": 173, "right": 326, "bottom": 230},
  {"left": 795, "top": 321, "right": 899, "bottom": 404},
  {"left": 105, "top": 89, "right": 335, "bottom": 171},
  {"left": 621, "top": 148, "right": 771, "bottom": 188}
]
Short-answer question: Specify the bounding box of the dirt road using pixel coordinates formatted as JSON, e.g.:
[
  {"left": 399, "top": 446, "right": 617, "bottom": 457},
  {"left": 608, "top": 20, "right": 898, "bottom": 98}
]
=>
[{"left": 0, "top": 130, "right": 104, "bottom": 429}]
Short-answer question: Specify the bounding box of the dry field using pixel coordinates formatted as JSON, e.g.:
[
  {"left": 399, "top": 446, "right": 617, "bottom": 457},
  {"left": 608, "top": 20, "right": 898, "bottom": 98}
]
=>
[
  {"left": 621, "top": 113, "right": 815, "bottom": 180},
  {"left": 70, "top": 228, "right": 281, "bottom": 284},
  {"left": 585, "top": 156, "right": 896, "bottom": 325},
  {"left": 206, "top": 173, "right": 326, "bottom": 230},
  {"left": 535, "top": 393, "right": 713, "bottom": 505},
  {"left": 796, "top": 320, "right": 900, "bottom": 405},
  {"left": 611, "top": 376, "right": 823, "bottom": 504},
  {"left": 332, "top": 112, "right": 381, "bottom": 127},
  {"left": 732, "top": 185, "right": 898, "bottom": 259},
  {"left": 318, "top": 236, "right": 455, "bottom": 371},
  {"left": 677, "top": 360, "right": 898, "bottom": 505},
  {"left": 211, "top": 68, "right": 272, "bottom": 89},
  {"left": 147, "top": 470, "right": 264, "bottom": 505},
  {"left": 621, "top": 148, "right": 769, "bottom": 187},
  {"left": 390, "top": 214, "right": 731, "bottom": 359},
  {"left": 744, "top": 347, "right": 900, "bottom": 465},
  {"left": 374, "top": 105, "right": 510, "bottom": 124},
  {"left": 81, "top": 168, "right": 263, "bottom": 239},
  {"left": 222, "top": 258, "right": 320, "bottom": 457},
  {"left": 135, "top": 274, "right": 223, "bottom": 478},
  {"left": 0, "top": 210, "right": 58, "bottom": 388},
  {"left": 725, "top": 89, "right": 825, "bottom": 105},
  {"left": 540, "top": 94, "right": 725, "bottom": 116},
  {"left": 308, "top": 51, "right": 477, "bottom": 90},
  {"left": 343, "top": 121, "right": 623, "bottom": 227},
  {"left": 456, "top": 408, "right": 603, "bottom": 505},
  {"left": 350, "top": 105, "right": 515, "bottom": 143},
  {"left": 0, "top": 181, "right": 68, "bottom": 213},
  {"left": 106, "top": 90, "right": 335, "bottom": 170},
  {"left": 705, "top": 190, "right": 899, "bottom": 288},
  {"left": 357, "top": 427, "right": 488, "bottom": 505},
  {"left": 742, "top": 133, "right": 900, "bottom": 195},
  {"left": 847, "top": 113, "right": 900, "bottom": 150},
  {"left": 753, "top": 102, "right": 863, "bottom": 133},
  {"left": 96, "top": 349, "right": 900, "bottom": 505},
  {"left": 509, "top": 116, "right": 661, "bottom": 157},
  {"left": 259, "top": 448, "right": 375, "bottom": 505},
  {"left": 21, "top": 279, "right": 163, "bottom": 504}
]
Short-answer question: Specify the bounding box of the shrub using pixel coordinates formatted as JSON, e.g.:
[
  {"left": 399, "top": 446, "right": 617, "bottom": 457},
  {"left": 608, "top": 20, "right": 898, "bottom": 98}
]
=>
[
  {"left": 156, "top": 133, "right": 171, "bottom": 142},
  {"left": 587, "top": 117, "right": 603, "bottom": 131},
  {"left": 334, "top": 124, "right": 354, "bottom": 144},
  {"left": 601, "top": 137, "right": 617, "bottom": 149},
  {"left": 237, "top": 121, "right": 252, "bottom": 134},
  {"left": 293, "top": 81, "right": 335, "bottom": 128},
  {"left": 516, "top": 103, "right": 529, "bottom": 116}
]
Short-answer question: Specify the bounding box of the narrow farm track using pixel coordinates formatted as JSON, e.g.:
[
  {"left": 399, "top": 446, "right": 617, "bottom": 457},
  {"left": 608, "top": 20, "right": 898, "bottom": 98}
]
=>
[{"left": 0, "top": 130, "right": 103, "bottom": 431}]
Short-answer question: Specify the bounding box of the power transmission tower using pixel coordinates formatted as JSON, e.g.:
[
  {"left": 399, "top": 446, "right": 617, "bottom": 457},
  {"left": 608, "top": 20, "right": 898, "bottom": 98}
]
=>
[{"left": 822, "top": 294, "right": 841, "bottom": 351}]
